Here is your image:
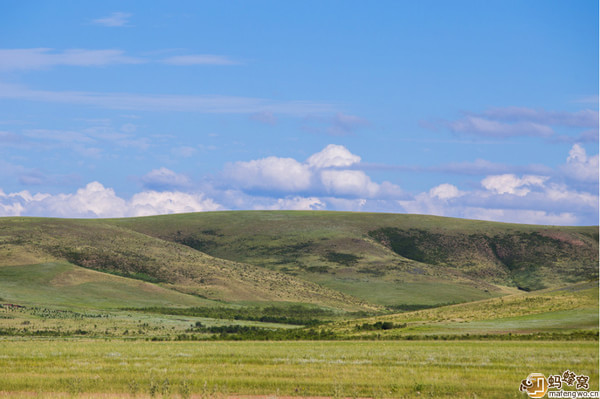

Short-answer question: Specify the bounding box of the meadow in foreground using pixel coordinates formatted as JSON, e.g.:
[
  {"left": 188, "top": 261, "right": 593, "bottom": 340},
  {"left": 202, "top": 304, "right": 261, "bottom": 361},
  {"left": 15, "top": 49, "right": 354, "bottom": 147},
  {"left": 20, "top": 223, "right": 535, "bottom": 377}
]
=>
[{"left": 0, "top": 339, "right": 597, "bottom": 398}]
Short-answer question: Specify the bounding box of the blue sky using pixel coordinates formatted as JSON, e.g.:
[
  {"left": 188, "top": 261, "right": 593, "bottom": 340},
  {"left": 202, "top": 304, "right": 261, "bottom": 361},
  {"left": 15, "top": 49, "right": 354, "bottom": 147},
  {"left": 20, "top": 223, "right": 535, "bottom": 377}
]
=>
[{"left": 0, "top": 0, "right": 598, "bottom": 225}]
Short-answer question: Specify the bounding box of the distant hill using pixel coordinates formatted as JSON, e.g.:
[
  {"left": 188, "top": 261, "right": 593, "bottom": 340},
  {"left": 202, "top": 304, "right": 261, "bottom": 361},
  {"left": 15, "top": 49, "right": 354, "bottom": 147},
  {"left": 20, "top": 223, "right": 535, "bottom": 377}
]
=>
[
  {"left": 0, "top": 211, "right": 597, "bottom": 311},
  {"left": 329, "top": 281, "right": 599, "bottom": 338}
]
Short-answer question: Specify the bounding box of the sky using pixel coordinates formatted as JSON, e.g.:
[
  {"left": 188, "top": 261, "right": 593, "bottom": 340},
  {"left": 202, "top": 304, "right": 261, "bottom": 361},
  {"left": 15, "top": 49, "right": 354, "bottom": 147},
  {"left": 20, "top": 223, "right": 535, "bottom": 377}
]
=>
[{"left": 0, "top": 0, "right": 598, "bottom": 225}]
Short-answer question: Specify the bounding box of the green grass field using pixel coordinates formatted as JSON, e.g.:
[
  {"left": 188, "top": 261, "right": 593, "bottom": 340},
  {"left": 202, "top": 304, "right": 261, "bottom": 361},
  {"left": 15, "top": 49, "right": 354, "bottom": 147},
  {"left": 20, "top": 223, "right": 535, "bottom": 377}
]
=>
[
  {"left": 0, "top": 339, "right": 597, "bottom": 398},
  {"left": 0, "top": 212, "right": 597, "bottom": 398}
]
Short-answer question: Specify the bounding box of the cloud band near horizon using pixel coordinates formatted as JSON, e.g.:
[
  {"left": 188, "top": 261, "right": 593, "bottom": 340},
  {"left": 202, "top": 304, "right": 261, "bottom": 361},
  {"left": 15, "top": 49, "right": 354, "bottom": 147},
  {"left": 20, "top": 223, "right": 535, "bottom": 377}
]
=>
[{"left": 1, "top": 144, "right": 597, "bottom": 226}]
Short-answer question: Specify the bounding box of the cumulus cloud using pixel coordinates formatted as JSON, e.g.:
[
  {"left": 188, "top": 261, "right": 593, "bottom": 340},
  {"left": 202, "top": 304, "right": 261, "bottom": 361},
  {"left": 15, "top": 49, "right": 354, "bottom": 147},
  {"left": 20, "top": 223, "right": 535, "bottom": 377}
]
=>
[
  {"left": 396, "top": 136, "right": 598, "bottom": 225},
  {"left": 223, "top": 157, "right": 312, "bottom": 193},
  {"left": 562, "top": 144, "right": 599, "bottom": 183},
  {"left": 23, "top": 182, "right": 128, "bottom": 218},
  {"left": 429, "top": 183, "right": 463, "bottom": 200},
  {"left": 0, "top": 182, "right": 221, "bottom": 218},
  {"left": 398, "top": 168, "right": 597, "bottom": 225},
  {"left": 481, "top": 174, "right": 548, "bottom": 196},
  {"left": 129, "top": 191, "right": 221, "bottom": 216},
  {"left": 223, "top": 144, "right": 401, "bottom": 199},
  {"left": 306, "top": 144, "right": 361, "bottom": 169},
  {"left": 320, "top": 170, "right": 379, "bottom": 197},
  {"left": 1, "top": 144, "right": 596, "bottom": 225}
]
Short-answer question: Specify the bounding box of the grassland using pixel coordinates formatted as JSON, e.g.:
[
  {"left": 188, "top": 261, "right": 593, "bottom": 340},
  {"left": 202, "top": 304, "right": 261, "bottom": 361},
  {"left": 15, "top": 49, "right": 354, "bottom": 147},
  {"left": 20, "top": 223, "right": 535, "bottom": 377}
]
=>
[
  {"left": 1, "top": 212, "right": 596, "bottom": 311},
  {"left": 0, "top": 262, "right": 218, "bottom": 309},
  {"left": 331, "top": 282, "right": 599, "bottom": 339},
  {"left": 108, "top": 211, "right": 598, "bottom": 301},
  {"left": 0, "top": 211, "right": 597, "bottom": 398},
  {"left": 0, "top": 340, "right": 597, "bottom": 398},
  {"left": 0, "top": 217, "right": 371, "bottom": 310}
]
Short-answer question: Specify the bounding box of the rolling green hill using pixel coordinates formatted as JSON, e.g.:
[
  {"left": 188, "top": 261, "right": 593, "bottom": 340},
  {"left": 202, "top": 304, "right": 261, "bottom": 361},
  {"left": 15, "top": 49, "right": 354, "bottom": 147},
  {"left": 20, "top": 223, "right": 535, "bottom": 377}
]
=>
[
  {"left": 329, "top": 281, "right": 599, "bottom": 338},
  {"left": 0, "top": 217, "right": 370, "bottom": 310},
  {"left": 108, "top": 211, "right": 598, "bottom": 306},
  {"left": 0, "top": 261, "right": 218, "bottom": 309},
  {"left": 0, "top": 211, "right": 597, "bottom": 313}
]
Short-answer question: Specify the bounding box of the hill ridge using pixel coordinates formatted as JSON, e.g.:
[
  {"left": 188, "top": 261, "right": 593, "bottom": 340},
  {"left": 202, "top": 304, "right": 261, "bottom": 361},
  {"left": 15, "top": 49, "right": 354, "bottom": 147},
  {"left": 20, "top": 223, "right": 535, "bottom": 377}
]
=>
[{"left": 1, "top": 211, "right": 597, "bottom": 310}]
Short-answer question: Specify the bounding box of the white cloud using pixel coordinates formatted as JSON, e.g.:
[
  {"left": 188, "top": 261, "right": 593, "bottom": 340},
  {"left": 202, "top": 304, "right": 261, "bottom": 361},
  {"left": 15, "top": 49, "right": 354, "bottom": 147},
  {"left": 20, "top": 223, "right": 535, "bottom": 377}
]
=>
[
  {"left": 0, "top": 182, "right": 222, "bottom": 218},
  {"left": 0, "top": 190, "right": 24, "bottom": 216},
  {"left": 16, "top": 125, "right": 149, "bottom": 154},
  {"left": 398, "top": 166, "right": 597, "bottom": 225},
  {"left": 92, "top": 12, "right": 132, "bottom": 27},
  {"left": 223, "top": 145, "right": 401, "bottom": 199},
  {"left": 1, "top": 144, "right": 595, "bottom": 225},
  {"left": 265, "top": 196, "right": 325, "bottom": 211},
  {"left": 433, "top": 106, "right": 599, "bottom": 143},
  {"left": 30, "top": 182, "right": 128, "bottom": 218},
  {"left": 224, "top": 157, "right": 312, "bottom": 192},
  {"left": 462, "top": 208, "right": 579, "bottom": 226},
  {"left": 398, "top": 190, "right": 585, "bottom": 226},
  {"left": 306, "top": 144, "right": 361, "bottom": 168},
  {"left": 481, "top": 174, "right": 548, "bottom": 196},
  {"left": 482, "top": 107, "right": 599, "bottom": 128},
  {"left": 320, "top": 170, "right": 379, "bottom": 198},
  {"left": 0, "top": 48, "right": 142, "bottom": 71},
  {"left": 129, "top": 191, "right": 221, "bottom": 216},
  {"left": 562, "top": 144, "right": 599, "bottom": 183},
  {"left": 0, "top": 48, "right": 243, "bottom": 72},
  {"left": 429, "top": 183, "right": 463, "bottom": 200},
  {"left": 449, "top": 116, "right": 554, "bottom": 138},
  {"left": 0, "top": 82, "right": 334, "bottom": 115},
  {"left": 162, "top": 55, "right": 237, "bottom": 66}
]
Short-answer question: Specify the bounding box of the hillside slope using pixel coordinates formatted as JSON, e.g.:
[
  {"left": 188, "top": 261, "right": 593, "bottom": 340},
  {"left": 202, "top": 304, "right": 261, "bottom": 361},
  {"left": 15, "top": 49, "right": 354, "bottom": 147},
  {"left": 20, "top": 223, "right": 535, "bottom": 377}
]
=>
[
  {"left": 0, "top": 262, "right": 219, "bottom": 309},
  {"left": 329, "top": 281, "right": 599, "bottom": 338},
  {"left": 0, "top": 217, "right": 370, "bottom": 310},
  {"left": 1, "top": 212, "right": 597, "bottom": 311},
  {"left": 108, "top": 211, "right": 598, "bottom": 305}
]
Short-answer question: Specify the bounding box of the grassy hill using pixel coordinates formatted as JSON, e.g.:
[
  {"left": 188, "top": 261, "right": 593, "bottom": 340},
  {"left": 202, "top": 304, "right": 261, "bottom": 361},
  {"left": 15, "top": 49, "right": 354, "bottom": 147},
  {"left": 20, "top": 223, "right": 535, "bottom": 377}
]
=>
[
  {"left": 0, "top": 211, "right": 597, "bottom": 314},
  {"left": 330, "top": 281, "right": 599, "bottom": 338},
  {"left": 0, "top": 261, "right": 218, "bottom": 309},
  {"left": 0, "top": 210, "right": 597, "bottom": 399},
  {"left": 0, "top": 217, "right": 370, "bottom": 310},
  {"left": 107, "top": 211, "right": 598, "bottom": 306}
]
